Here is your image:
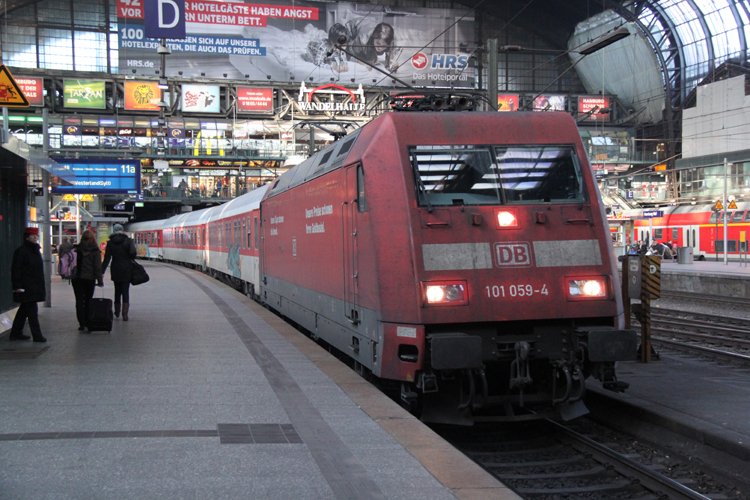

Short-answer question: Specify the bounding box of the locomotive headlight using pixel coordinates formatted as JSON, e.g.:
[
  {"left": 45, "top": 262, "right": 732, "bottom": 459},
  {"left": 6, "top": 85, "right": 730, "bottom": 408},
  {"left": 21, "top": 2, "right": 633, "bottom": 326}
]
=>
[
  {"left": 496, "top": 211, "right": 517, "bottom": 227},
  {"left": 567, "top": 278, "right": 608, "bottom": 300},
  {"left": 422, "top": 281, "right": 468, "bottom": 306}
]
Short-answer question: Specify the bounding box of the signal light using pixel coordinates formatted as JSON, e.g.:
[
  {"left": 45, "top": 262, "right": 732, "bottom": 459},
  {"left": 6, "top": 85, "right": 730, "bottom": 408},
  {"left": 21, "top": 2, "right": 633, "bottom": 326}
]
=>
[
  {"left": 422, "top": 281, "right": 468, "bottom": 306},
  {"left": 495, "top": 209, "right": 518, "bottom": 228}
]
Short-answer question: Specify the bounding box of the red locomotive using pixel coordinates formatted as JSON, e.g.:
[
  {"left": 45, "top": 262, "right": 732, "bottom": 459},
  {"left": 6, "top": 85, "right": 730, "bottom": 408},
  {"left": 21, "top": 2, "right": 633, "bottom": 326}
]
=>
[{"left": 130, "top": 110, "right": 637, "bottom": 424}]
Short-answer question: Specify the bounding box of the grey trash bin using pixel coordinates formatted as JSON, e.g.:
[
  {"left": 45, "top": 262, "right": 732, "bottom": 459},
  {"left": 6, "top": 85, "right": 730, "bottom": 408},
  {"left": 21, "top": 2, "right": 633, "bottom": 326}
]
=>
[{"left": 677, "top": 247, "right": 693, "bottom": 264}]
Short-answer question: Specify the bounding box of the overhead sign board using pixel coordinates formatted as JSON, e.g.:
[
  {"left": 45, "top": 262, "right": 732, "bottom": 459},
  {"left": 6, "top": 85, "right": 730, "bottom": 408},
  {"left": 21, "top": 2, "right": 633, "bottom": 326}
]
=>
[
  {"left": 577, "top": 96, "right": 610, "bottom": 122},
  {"left": 143, "top": 0, "right": 186, "bottom": 39},
  {"left": 533, "top": 95, "right": 565, "bottom": 111},
  {"left": 52, "top": 159, "right": 141, "bottom": 195},
  {"left": 236, "top": 87, "right": 273, "bottom": 113},
  {"left": 124, "top": 81, "right": 161, "bottom": 111},
  {"left": 64, "top": 80, "right": 106, "bottom": 109},
  {"left": 116, "top": 1, "right": 474, "bottom": 88},
  {"left": 181, "top": 84, "right": 220, "bottom": 113},
  {"left": 642, "top": 210, "right": 663, "bottom": 218},
  {"left": 497, "top": 94, "right": 518, "bottom": 112},
  {"left": 0, "top": 65, "right": 30, "bottom": 107},
  {"left": 15, "top": 77, "right": 44, "bottom": 106}
]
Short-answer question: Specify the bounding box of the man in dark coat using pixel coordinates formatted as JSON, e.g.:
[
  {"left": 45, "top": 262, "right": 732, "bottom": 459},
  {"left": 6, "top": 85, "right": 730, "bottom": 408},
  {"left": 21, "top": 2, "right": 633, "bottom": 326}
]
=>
[
  {"left": 10, "top": 227, "right": 47, "bottom": 342},
  {"left": 102, "top": 224, "right": 137, "bottom": 320}
]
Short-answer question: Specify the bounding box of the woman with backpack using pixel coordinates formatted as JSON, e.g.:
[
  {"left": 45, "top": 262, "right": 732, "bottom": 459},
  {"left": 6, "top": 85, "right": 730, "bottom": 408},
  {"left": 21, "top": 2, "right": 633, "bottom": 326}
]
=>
[
  {"left": 72, "top": 230, "right": 104, "bottom": 331},
  {"left": 102, "top": 224, "right": 137, "bottom": 321}
]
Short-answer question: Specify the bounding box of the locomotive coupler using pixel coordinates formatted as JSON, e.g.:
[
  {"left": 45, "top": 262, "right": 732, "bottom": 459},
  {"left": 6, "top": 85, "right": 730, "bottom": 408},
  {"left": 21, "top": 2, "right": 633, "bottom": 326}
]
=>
[{"left": 510, "top": 341, "right": 533, "bottom": 407}]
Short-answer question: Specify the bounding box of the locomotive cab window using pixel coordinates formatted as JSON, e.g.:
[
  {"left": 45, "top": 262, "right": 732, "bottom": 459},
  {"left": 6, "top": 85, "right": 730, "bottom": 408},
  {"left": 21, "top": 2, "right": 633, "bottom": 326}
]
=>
[{"left": 410, "top": 145, "right": 585, "bottom": 206}]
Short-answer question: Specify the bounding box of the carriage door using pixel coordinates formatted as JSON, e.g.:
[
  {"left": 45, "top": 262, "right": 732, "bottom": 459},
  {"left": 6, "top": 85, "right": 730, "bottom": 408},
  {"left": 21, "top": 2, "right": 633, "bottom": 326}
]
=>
[{"left": 343, "top": 164, "right": 360, "bottom": 324}]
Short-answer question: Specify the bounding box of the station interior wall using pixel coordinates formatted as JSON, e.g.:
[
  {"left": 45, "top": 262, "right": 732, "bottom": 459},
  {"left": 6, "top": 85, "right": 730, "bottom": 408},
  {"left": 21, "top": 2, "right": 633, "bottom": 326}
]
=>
[{"left": 683, "top": 75, "right": 750, "bottom": 159}]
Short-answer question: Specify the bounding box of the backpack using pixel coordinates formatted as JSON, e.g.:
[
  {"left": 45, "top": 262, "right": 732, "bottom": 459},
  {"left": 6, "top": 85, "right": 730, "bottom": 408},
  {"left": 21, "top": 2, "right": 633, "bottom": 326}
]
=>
[{"left": 59, "top": 249, "right": 78, "bottom": 279}]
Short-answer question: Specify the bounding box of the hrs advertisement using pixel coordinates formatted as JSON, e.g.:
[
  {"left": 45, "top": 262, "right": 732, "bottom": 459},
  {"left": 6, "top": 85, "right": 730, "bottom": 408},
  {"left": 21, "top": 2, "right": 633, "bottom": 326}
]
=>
[{"left": 117, "top": 0, "right": 474, "bottom": 87}]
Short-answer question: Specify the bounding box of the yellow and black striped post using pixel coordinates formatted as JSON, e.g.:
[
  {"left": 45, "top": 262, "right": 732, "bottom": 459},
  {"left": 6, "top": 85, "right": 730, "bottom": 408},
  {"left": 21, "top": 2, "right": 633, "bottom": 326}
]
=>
[{"left": 639, "top": 255, "right": 661, "bottom": 363}]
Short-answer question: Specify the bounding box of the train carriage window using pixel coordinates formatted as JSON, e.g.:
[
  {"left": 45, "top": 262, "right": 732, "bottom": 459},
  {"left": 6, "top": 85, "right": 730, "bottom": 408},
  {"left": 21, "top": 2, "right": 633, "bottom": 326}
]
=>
[
  {"left": 745, "top": 211, "right": 750, "bottom": 223},
  {"left": 732, "top": 210, "right": 745, "bottom": 223},
  {"left": 409, "top": 145, "right": 585, "bottom": 206},
  {"left": 672, "top": 228, "right": 678, "bottom": 239},
  {"left": 709, "top": 211, "right": 729, "bottom": 224},
  {"left": 357, "top": 164, "right": 368, "bottom": 212},
  {"left": 692, "top": 229, "right": 696, "bottom": 247},
  {"left": 247, "top": 217, "right": 253, "bottom": 250},
  {"left": 241, "top": 218, "right": 246, "bottom": 249},
  {"left": 654, "top": 228, "right": 663, "bottom": 239},
  {"left": 254, "top": 217, "right": 259, "bottom": 250}
]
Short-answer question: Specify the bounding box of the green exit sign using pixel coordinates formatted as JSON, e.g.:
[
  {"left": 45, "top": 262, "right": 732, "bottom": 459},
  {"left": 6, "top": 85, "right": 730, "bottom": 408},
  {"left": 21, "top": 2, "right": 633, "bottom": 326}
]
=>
[{"left": 135, "top": 202, "right": 144, "bottom": 207}]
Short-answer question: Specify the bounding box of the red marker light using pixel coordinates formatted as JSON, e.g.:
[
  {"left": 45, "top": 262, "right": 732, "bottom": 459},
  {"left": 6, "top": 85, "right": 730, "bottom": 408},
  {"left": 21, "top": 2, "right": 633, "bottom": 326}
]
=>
[{"left": 495, "top": 210, "right": 518, "bottom": 228}]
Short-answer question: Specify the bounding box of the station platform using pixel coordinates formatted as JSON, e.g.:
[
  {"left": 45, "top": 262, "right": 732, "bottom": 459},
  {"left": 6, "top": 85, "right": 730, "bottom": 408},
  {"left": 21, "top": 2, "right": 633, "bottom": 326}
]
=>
[
  {"left": 586, "top": 353, "right": 750, "bottom": 484},
  {"left": 0, "top": 263, "right": 520, "bottom": 500}
]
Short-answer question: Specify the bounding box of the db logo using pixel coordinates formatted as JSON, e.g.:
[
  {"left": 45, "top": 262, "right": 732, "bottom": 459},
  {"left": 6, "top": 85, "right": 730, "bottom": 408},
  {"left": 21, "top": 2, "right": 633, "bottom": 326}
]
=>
[
  {"left": 494, "top": 242, "right": 532, "bottom": 267},
  {"left": 411, "top": 52, "right": 428, "bottom": 69}
]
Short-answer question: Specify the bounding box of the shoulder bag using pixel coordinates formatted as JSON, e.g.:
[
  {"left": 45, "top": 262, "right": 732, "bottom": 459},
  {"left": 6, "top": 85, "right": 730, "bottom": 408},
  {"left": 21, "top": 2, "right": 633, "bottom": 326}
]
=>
[{"left": 131, "top": 259, "right": 150, "bottom": 286}]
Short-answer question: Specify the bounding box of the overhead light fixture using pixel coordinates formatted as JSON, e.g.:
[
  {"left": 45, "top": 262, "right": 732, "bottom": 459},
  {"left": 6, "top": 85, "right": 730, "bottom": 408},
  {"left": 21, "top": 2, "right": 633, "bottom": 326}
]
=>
[
  {"left": 578, "top": 26, "right": 631, "bottom": 55},
  {"left": 158, "top": 78, "right": 168, "bottom": 89}
]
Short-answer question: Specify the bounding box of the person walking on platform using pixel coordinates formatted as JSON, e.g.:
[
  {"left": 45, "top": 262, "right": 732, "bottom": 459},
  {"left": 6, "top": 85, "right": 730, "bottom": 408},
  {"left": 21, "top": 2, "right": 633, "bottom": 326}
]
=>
[
  {"left": 102, "top": 224, "right": 136, "bottom": 321},
  {"left": 9, "top": 227, "right": 47, "bottom": 342},
  {"left": 72, "top": 230, "right": 104, "bottom": 331}
]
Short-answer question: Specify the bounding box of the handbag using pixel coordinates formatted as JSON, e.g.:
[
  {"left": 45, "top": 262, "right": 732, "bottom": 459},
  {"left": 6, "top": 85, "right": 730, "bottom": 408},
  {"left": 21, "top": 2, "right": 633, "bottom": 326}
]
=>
[{"left": 130, "top": 259, "right": 150, "bottom": 286}]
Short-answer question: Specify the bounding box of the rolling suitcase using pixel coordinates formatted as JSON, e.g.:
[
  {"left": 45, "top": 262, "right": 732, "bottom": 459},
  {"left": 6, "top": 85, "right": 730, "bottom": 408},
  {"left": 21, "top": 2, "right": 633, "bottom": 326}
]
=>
[{"left": 88, "top": 296, "right": 114, "bottom": 333}]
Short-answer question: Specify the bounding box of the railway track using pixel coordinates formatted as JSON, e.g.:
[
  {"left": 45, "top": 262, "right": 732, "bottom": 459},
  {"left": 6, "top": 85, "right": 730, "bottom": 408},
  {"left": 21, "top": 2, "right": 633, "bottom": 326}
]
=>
[
  {"left": 633, "top": 308, "right": 750, "bottom": 365},
  {"left": 659, "top": 290, "right": 750, "bottom": 308},
  {"left": 437, "top": 419, "right": 714, "bottom": 499}
]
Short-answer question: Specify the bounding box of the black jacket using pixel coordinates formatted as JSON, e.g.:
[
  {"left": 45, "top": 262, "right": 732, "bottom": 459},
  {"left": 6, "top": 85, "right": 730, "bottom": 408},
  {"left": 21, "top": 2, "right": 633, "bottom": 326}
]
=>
[
  {"left": 11, "top": 239, "right": 46, "bottom": 303},
  {"left": 75, "top": 241, "right": 104, "bottom": 283},
  {"left": 102, "top": 233, "right": 136, "bottom": 283}
]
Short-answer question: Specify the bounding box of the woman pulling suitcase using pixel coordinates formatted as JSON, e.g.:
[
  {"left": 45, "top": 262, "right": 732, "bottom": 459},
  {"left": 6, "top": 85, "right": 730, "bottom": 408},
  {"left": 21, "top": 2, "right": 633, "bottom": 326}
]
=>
[
  {"left": 102, "top": 224, "right": 137, "bottom": 321},
  {"left": 72, "top": 230, "right": 104, "bottom": 330}
]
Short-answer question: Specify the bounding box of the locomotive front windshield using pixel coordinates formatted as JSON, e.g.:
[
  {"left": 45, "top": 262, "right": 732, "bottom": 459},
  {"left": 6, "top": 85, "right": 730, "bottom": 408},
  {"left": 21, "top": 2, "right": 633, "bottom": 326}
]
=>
[{"left": 410, "top": 145, "right": 586, "bottom": 206}]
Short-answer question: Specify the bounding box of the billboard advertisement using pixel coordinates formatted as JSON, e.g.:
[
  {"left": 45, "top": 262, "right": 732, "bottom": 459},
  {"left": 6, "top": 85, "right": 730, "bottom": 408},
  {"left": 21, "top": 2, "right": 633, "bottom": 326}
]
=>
[
  {"left": 64, "top": 80, "right": 106, "bottom": 109},
  {"left": 578, "top": 96, "right": 611, "bottom": 122},
  {"left": 117, "top": 0, "right": 474, "bottom": 87},
  {"left": 124, "top": 81, "right": 162, "bottom": 111},
  {"left": 51, "top": 159, "right": 141, "bottom": 195},
  {"left": 497, "top": 94, "right": 518, "bottom": 112},
  {"left": 16, "top": 77, "right": 44, "bottom": 106},
  {"left": 181, "top": 84, "right": 220, "bottom": 113},
  {"left": 533, "top": 95, "right": 566, "bottom": 111},
  {"left": 237, "top": 87, "right": 274, "bottom": 113}
]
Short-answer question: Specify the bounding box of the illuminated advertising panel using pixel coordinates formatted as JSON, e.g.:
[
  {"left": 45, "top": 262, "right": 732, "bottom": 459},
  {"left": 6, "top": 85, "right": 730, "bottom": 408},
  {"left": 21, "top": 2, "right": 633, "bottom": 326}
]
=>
[
  {"left": 237, "top": 87, "right": 273, "bottom": 113},
  {"left": 533, "top": 95, "right": 566, "bottom": 111},
  {"left": 124, "top": 81, "right": 161, "bottom": 111},
  {"left": 497, "top": 94, "right": 518, "bottom": 112},
  {"left": 578, "top": 96, "right": 611, "bottom": 122},
  {"left": 64, "top": 80, "right": 106, "bottom": 109},
  {"left": 16, "top": 77, "right": 44, "bottom": 106},
  {"left": 117, "top": 1, "right": 474, "bottom": 87},
  {"left": 51, "top": 159, "right": 141, "bottom": 195},
  {"left": 181, "top": 84, "right": 220, "bottom": 113}
]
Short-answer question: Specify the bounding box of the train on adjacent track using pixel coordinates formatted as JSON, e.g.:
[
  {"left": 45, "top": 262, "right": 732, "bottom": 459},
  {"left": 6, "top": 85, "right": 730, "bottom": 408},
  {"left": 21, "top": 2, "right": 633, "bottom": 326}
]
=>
[
  {"left": 128, "top": 110, "right": 637, "bottom": 424},
  {"left": 629, "top": 202, "right": 750, "bottom": 259}
]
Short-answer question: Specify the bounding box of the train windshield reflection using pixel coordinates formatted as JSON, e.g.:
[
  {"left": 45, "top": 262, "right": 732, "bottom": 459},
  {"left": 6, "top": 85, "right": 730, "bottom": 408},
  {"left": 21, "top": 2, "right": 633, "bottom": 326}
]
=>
[{"left": 410, "top": 144, "right": 586, "bottom": 206}]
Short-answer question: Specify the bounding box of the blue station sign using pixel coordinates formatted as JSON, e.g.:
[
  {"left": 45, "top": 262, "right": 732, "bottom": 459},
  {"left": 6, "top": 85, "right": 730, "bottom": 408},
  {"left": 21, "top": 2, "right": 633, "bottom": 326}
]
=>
[
  {"left": 643, "top": 210, "right": 663, "bottom": 218},
  {"left": 52, "top": 159, "right": 141, "bottom": 195}
]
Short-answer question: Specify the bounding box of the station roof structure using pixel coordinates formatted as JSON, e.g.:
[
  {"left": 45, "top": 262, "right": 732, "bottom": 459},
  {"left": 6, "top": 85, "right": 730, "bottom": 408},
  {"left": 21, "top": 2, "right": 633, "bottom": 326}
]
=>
[{"left": 0, "top": 0, "right": 747, "bottom": 116}]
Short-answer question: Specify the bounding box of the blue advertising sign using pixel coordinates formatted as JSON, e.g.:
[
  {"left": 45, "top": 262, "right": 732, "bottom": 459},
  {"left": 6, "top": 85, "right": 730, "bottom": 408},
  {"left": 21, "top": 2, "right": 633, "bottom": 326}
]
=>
[
  {"left": 643, "top": 210, "right": 663, "bottom": 218},
  {"left": 144, "top": 0, "right": 186, "bottom": 39},
  {"left": 625, "top": 191, "right": 634, "bottom": 200},
  {"left": 52, "top": 159, "right": 141, "bottom": 195}
]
